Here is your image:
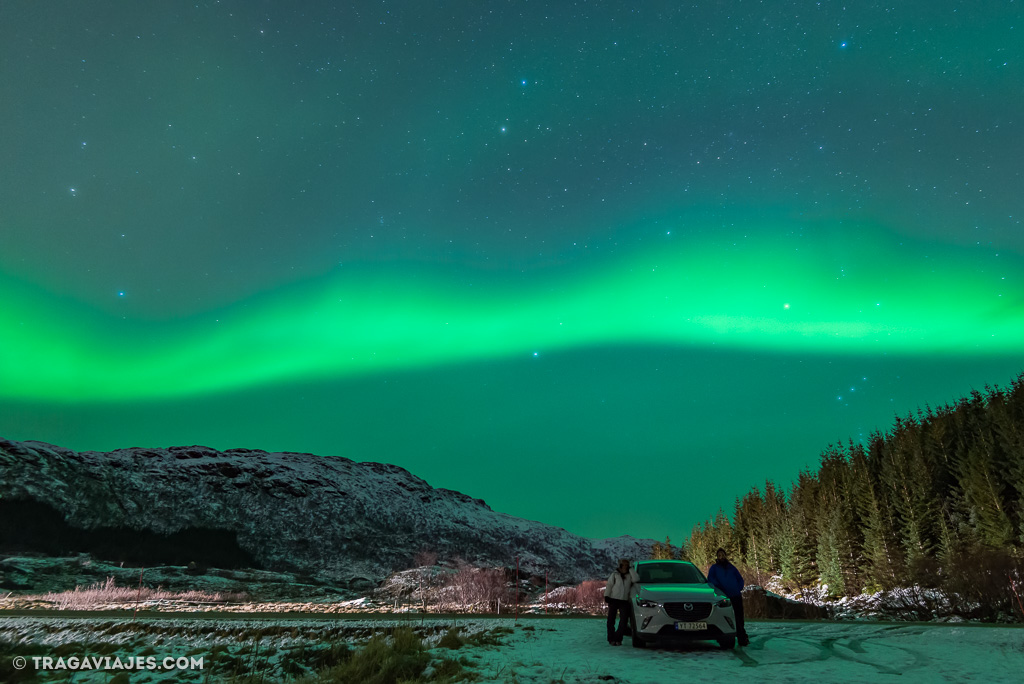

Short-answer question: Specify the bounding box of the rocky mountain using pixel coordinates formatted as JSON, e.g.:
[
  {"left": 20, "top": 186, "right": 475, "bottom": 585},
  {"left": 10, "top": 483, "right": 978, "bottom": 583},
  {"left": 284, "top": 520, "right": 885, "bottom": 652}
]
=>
[{"left": 0, "top": 438, "right": 654, "bottom": 590}]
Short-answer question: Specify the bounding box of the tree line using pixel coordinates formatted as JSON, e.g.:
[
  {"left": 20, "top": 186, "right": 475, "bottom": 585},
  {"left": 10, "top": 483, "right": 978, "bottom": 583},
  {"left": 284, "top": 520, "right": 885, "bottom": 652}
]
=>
[{"left": 676, "top": 373, "right": 1024, "bottom": 605}]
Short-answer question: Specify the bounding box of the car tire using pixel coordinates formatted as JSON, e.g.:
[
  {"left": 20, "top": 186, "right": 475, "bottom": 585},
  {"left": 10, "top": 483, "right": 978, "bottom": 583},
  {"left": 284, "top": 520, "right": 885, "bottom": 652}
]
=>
[
  {"left": 717, "top": 636, "right": 735, "bottom": 650},
  {"left": 630, "top": 609, "right": 646, "bottom": 648}
]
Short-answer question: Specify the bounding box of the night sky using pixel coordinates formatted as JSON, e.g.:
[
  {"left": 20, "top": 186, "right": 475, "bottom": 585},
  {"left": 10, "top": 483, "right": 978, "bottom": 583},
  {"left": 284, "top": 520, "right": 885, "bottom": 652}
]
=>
[{"left": 1, "top": 2, "right": 1022, "bottom": 541}]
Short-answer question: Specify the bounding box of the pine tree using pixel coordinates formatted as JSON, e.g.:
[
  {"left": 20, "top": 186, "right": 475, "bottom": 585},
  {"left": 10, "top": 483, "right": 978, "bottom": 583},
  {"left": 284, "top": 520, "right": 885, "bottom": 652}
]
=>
[
  {"left": 959, "top": 444, "right": 1015, "bottom": 547},
  {"left": 786, "top": 471, "right": 820, "bottom": 589},
  {"left": 740, "top": 488, "right": 769, "bottom": 582},
  {"left": 879, "top": 417, "right": 939, "bottom": 581},
  {"left": 816, "top": 503, "right": 846, "bottom": 596},
  {"left": 712, "top": 509, "right": 735, "bottom": 561},
  {"left": 921, "top": 412, "right": 967, "bottom": 563},
  {"left": 731, "top": 496, "right": 749, "bottom": 567},
  {"left": 957, "top": 389, "right": 1015, "bottom": 548},
  {"left": 761, "top": 480, "right": 786, "bottom": 578},
  {"left": 685, "top": 523, "right": 714, "bottom": 570},
  {"left": 851, "top": 439, "right": 900, "bottom": 590},
  {"left": 650, "top": 536, "right": 674, "bottom": 560},
  {"left": 986, "top": 382, "right": 1024, "bottom": 545},
  {"left": 817, "top": 443, "right": 864, "bottom": 596}
]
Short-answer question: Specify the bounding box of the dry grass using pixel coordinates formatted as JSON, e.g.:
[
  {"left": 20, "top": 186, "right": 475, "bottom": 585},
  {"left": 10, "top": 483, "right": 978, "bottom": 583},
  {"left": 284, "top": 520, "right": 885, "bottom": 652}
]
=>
[{"left": 35, "top": 576, "right": 246, "bottom": 610}]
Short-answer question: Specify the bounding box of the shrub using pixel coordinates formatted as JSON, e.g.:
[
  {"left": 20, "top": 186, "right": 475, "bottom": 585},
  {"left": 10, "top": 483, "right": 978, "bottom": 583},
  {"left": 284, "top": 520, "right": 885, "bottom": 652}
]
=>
[
  {"left": 941, "top": 547, "right": 1024, "bottom": 621},
  {"left": 431, "top": 656, "right": 468, "bottom": 682},
  {"left": 0, "top": 639, "right": 49, "bottom": 683},
  {"left": 413, "top": 549, "right": 439, "bottom": 568},
  {"left": 438, "top": 563, "right": 510, "bottom": 612},
  {"left": 437, "top": 628, "right": 465, "bottom": 650},
  {"left": 300, "top": 642, "right": 352, "bottom": 671},
  {"left": 732, "top": 561, "right": 774, "bottom": 592},
  {"left": 465, "top": 627, "right": 513, "bottom": 647},
  {"left": 325, "top": 627, "right": 430, "bottom": 684},
  {"left": 561, "top": 579, "right": 606, "bottom": 613},
  {"left": 740, "top": 587, "right": 831, "bottom": 620}
]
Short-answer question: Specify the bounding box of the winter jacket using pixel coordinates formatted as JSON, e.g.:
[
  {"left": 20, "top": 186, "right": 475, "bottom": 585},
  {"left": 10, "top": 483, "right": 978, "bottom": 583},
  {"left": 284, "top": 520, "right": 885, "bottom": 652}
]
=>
[
  {"left": 706, "top": 561, "right": 745, "bottom": 597},
  {"left": 604, "top": 568, "right": 640, "bottom": 601}
]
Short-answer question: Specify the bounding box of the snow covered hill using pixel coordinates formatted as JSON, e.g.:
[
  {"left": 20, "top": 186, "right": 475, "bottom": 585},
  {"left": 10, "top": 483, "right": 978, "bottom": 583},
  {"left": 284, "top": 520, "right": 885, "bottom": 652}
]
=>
[{"left": 0, "top": 438, "right": 653, "bottom": 588}]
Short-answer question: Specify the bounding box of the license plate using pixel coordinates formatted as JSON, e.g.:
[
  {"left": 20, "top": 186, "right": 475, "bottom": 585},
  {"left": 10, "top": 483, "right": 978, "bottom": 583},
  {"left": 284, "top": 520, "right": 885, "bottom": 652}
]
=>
[{"left": 675, "top": 621, "right": 707, "bottom": 631}]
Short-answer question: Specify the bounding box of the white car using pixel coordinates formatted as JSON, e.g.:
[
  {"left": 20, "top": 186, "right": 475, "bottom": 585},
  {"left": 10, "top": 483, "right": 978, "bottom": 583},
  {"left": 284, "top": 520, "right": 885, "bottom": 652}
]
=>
[{"left": 630, "top": 560, "right": 737, "bottom": 649}]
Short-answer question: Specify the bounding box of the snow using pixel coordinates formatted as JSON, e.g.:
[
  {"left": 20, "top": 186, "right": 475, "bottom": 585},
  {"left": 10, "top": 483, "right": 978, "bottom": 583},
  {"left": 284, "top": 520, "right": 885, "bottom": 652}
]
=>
[
  {"left": 0, "top": 438, "right": 658, "bottom": 587},
  {"left": 2, "top": 615, "right": 1021, "bottom": 682},
  {"left": 774, "top": 582, "right": 996, "bottom": 623},
  {"left": 464, "top": 617, "right": 1024, "bottom": 683}
]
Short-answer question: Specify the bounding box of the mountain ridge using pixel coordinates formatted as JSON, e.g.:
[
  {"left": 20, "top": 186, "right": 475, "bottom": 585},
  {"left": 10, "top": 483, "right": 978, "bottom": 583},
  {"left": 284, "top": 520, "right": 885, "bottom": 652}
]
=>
[{"left": 0, "top": 437, "right": 654, "bottom": 589}]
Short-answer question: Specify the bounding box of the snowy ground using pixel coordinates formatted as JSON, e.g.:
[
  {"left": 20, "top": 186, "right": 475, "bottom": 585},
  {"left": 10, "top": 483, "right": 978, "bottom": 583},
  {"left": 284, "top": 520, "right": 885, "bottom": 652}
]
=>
[
  {"left": 469, "top": 618, "right": 1024, "bottom": 683},
  {"left": 1, "top": 615, "right": 1021, "bottom": 682}
]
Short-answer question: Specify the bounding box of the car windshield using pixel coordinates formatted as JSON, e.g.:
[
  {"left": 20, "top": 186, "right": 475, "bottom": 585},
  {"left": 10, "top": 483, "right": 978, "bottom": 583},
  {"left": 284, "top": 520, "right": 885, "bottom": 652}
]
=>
[{"left": 636, "top": 562, "right": 706, "bottom": 584}]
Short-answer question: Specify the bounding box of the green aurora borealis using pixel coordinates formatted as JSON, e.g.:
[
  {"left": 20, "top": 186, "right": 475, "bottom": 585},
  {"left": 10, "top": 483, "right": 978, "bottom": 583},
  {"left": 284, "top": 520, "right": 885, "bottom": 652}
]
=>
[
  {"left": 2, "top": 2, "right": 1022, "bottom": 539},
  {"left": 1, "top": 226, "right": 1022, "bottom": 402}
]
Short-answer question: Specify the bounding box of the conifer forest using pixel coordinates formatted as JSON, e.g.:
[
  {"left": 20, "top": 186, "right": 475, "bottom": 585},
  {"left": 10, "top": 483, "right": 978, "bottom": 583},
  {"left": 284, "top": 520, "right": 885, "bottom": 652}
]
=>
[{"left": 682, "top": 373, "right": 1024, "bottom": 618}]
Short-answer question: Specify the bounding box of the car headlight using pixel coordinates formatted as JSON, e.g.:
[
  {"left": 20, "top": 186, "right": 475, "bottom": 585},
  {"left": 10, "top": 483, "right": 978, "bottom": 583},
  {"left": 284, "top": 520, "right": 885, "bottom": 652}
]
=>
[
  {"left": 716, "top": 598, "right": 732, "bottom": 608},
  {"left": 635, "top": 599, "right": 661, "bottom": 608}
]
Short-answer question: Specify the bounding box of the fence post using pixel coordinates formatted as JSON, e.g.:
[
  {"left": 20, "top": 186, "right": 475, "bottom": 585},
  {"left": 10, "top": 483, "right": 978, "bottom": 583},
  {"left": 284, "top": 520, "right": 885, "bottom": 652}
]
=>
[
  {"left": 515, "top": 556, "right": 519, "bottom": 624},
  {"left": 132, "top": 567, "right": 145, "bottom": 621}
]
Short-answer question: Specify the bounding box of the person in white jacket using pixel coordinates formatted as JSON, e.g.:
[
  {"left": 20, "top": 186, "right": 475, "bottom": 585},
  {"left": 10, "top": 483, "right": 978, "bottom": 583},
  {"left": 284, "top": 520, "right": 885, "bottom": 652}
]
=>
[{"left": 604, "top": 559, "right": 639, "bottom": 645}]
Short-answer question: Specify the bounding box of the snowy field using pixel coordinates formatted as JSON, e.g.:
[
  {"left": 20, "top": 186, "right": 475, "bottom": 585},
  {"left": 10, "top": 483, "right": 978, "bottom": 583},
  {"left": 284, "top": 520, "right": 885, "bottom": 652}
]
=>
[
  {"left": 474, "top": 618, "right": 1024, "bottom": 683},
  {"left": 2, "top": 615, "right": 1022, "bottom": 682}
]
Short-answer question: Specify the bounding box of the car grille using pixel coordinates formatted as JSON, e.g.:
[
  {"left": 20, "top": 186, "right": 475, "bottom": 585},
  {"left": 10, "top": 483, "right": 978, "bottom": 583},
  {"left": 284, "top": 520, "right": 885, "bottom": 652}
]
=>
[{"left": 663, "top": 602, "right": 712, "bottom": 621}]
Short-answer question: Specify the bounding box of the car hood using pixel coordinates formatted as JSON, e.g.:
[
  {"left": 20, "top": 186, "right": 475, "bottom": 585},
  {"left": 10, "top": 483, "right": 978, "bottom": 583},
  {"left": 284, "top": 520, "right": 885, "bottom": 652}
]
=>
[{"left": 636, "top": 583, "right": 724, "bottom": 603}]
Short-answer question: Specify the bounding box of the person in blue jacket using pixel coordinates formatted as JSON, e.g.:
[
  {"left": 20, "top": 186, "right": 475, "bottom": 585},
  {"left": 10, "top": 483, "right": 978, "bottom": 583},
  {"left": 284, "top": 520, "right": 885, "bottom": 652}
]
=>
[{"left": 706, "top": 547, "right": 749, "bottom": 646}]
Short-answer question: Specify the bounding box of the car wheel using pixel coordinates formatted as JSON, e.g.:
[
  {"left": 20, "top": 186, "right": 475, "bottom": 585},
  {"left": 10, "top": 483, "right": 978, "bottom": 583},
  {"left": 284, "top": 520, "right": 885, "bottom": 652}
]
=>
[
  {"left": 630, "top": 610, "right": 646, "bottom": 648},
  {"left": 717, "top": 636, "right": 735, "bottom": 650}
]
